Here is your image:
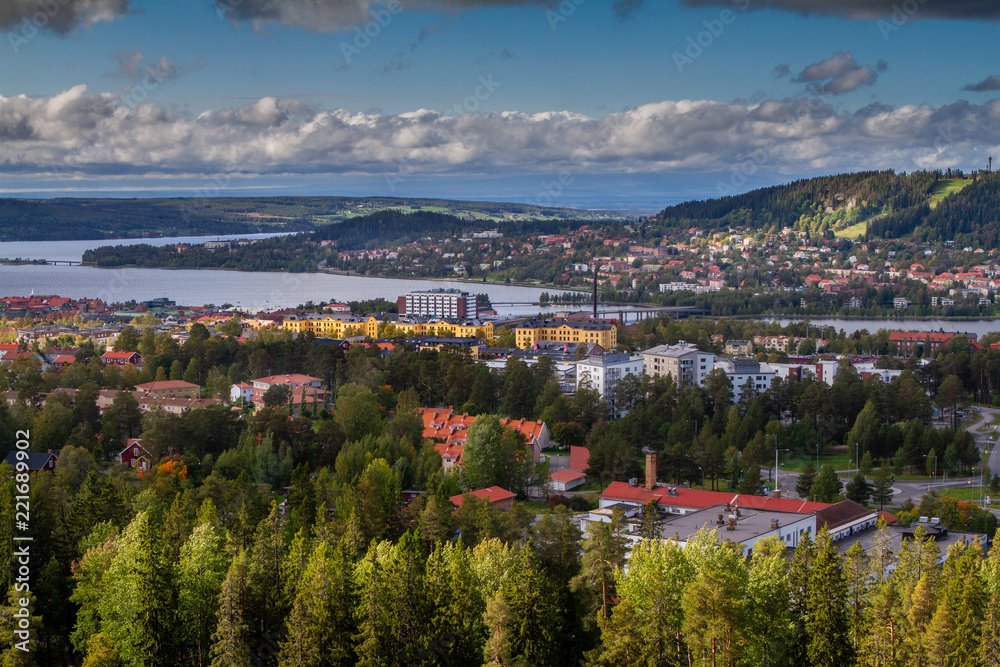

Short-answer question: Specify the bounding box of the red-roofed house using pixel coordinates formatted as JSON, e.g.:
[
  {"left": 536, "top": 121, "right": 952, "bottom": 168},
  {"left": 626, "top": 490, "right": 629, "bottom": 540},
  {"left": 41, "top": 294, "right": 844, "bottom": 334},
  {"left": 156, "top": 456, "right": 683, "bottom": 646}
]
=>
[
  {"left": 117, "top": 438, "right": 153, "bottom": 472},
  {"left": 569, "top": 445, "right": 590, "bottom": 473},
  {"left": 251, "top": 374, "right": 327, "bottom": 412},
  {"left": 101, "top": 351, "right": 142, "bottom": 367},
  {"left": 450, "top": 486, "right": 516, "bottom": 510},
  {"left": 50, "top": 354, "right": 77, "bottom": 367},
  {"left": 889, "top": 331, "right": 978, "bottom": 356},
  {"left": 550, "top": 445, "right": 592, "bottom": 491},
  {"left": 600, "top": 480, "right": 830, "bottom": 516},
  {"left": 419, "top": 407, "right": 548, "bottom": 469},
  {"left": 551, "top": 469, "right": 586, "bottom": 492},
  {"left": 135, "top": 380, "right": 200, "bottom": 399}
]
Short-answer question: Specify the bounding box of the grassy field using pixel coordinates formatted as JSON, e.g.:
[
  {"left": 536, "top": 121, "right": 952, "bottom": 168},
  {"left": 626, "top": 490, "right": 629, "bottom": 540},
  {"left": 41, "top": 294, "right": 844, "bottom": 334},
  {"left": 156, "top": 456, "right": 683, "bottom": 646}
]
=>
[
  {"left": 939, "top": 485, "right": 999, "bottom": 507},
  {"left": 928, "top": 178, "right": 973, "bottom": 209},
  {"left": 835, "top": 220, "right": 868, "bottom": 240},
  {"left": 782, "top": 452, "right": 853, "bottom": 473}
]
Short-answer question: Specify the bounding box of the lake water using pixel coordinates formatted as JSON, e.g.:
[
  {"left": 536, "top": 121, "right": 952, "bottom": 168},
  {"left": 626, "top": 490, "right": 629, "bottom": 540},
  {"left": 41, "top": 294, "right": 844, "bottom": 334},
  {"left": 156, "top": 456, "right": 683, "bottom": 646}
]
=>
[
  {"left": 0, "top": 234, "right": 572, "bottom": 313},
  {"left": 771, "top": 318, "right": 1000, "bottom": 338}
]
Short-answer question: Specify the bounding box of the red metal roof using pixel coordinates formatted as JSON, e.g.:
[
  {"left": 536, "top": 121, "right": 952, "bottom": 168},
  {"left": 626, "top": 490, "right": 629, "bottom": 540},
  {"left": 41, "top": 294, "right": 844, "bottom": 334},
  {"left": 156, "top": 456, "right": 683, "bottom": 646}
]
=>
[
  {"left": 449, "top": 486, "right": 516, "bottom": 508},
  {"left": 550, "top": 469, "right": 586, "bottom": 483},
  {"left": 569, "top": 446, "right": 590, "bottom": 473},
  {"left": 600, "top": 481, "right": 829, "bottom": 514}
]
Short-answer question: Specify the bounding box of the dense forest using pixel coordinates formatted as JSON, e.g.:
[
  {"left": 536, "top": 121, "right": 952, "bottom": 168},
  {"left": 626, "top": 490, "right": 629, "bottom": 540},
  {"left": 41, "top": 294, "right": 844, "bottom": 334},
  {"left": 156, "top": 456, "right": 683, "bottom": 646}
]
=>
[
  {"left": 653, "top": 171, "right": 940, "bottom": 235},
  {"left": 0, "top": 316, "right": 998, "bottom": 664},
  {"left": 0, "top": 197, "right": 597, "bottom": 242},
  {"left": 655, "top": 169, "right": 1000, "bottom": 246},
  {"left": 0, "top": 198, "right": 314, "bottom": 242}
]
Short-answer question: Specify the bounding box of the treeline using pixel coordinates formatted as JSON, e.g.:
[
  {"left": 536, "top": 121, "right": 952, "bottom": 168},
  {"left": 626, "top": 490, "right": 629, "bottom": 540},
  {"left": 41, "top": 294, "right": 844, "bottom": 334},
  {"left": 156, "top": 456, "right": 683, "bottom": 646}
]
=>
[
  {"left": 83, "top": 210, "right": 600, "bottom": 271},
  {"left": 0, "top": 198, "right": 313, "bottom": 242},
  {"left": 653, "top": 170, "right": 939, "bottom": 235},
  {"left": 917, "top": 174, "right": 1000, "bottom": 246},
  {"left": 4, "top": 461, "right": 999, "bottom": 666}
]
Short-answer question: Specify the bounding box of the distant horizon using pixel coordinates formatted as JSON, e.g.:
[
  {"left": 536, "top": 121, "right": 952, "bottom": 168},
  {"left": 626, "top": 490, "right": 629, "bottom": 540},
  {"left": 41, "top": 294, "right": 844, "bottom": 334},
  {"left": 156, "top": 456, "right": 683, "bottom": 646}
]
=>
[{"left": 0, "top": 165, "right": 986, "bottom": 215}]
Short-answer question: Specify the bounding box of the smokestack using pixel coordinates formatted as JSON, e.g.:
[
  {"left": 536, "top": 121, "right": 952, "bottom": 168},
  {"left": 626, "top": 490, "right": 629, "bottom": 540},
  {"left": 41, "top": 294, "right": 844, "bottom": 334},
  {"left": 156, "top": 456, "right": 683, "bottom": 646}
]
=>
[
  {"left": 644, "top": 448, "right": 657, "bottom": 490},
  {"left": 592, "top": 264, "right": 598, "bottom": 320}
]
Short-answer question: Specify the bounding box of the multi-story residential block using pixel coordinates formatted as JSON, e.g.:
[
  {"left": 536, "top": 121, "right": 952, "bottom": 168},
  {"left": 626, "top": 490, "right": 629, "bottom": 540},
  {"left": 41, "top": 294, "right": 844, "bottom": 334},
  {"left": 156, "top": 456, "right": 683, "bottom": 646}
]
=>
[
  {"left": 576, "top": 353, "right": 644, "bottom": 418},
  {"left": 251, "top": 374, "right": 326, "bottom": 412},
  {"left": 640, "top": 342, "right": 715, "bottom": 387},
  {"left": 392, "top": 318, "right": 494, "bottom": 341},
  {"left": 282, "top": 314, "right": 379, "bottom": 338},
  {"left": 888, "top": 331, "right": 980, "bottom": 356},
  {"left": 397, "top": 289, "right": 471, "bottom": 319},
  {"left": 515, "top": 319, "right": 617, "bottom": 350},
  {"left": 714, "top": 359, "right": 777, "bottom": 402}
]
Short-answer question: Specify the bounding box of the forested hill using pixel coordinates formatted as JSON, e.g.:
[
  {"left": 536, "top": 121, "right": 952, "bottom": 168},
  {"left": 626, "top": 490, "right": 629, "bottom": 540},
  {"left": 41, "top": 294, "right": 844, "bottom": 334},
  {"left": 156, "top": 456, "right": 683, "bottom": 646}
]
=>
[
  {"left": 652, "top": 169, "right": 1000, "bottom": 245},
  {"left": 0, "top": 196, "right": 610, "bottom": 242}
]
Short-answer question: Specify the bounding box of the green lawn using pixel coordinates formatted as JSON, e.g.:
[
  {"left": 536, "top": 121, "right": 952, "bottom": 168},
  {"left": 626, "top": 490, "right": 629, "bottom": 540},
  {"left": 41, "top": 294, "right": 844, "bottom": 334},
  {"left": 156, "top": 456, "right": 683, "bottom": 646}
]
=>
[
  {"left": 939, "top": 485, "right": 999, "bottom": 507},
  {"left": 928, "top": 178, "right": 973, "bottom": 209},
  {"left": 835, "top": 220, "right": 868, "bottom": 240},
  {"left": 782, "top": 452, "right": 853, "bottom": 473}
]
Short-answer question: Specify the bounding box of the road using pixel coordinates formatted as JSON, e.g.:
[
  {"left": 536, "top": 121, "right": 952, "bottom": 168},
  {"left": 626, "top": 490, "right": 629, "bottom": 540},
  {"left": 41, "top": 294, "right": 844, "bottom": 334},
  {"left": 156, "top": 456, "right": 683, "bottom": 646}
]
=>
[{"left": 967, "top": 406, "right": 1000, "bottom": 479}]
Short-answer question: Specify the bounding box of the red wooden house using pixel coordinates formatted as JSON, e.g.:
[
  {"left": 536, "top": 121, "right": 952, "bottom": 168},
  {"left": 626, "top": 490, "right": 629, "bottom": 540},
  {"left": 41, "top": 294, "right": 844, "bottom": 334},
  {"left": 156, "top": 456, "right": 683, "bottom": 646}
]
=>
[{"left": 117, "top": 438, "right": 153, "bottom": 472}]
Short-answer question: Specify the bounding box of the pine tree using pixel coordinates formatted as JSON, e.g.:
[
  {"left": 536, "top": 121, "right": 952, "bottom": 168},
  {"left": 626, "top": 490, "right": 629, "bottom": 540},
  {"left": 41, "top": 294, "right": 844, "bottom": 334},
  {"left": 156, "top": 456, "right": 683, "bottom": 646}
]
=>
[
  {"left": 980, "top": 530, "right": 1000, "bottom": 667},
  {"left": 278, "top": 541, "right": 356, "bottom": 667},
  {"left": 355, "top": 532, "right": 430, "bottom": 666},
  {"left": 597, "top": 538, "right": 693, "bottom": 666},
  {"left": 177, "top": 519, "right": 230, "bottom": 667},
  {"left": 280, "top": 528, "right": 312, "bottom": 612},
  {"left": 842, "top": 542, "right": 869, "bottom": 655},
  {"left": 575, "top": 509, "right": 628, "bottom": 620},
  {"left": 806, "top": 529, "right": 852, "bottom": 667},
  {"left": 787, "top": 531, "right": 814, "bottom": 666},
  {"left": 796, "top": 462, "right": 817, "bottom": 499},
  {"left": 845, "top": 473, "right": 873, "bottom": 506},
  {"left": 871, "top": 463, "right": 895, "bottom": 510},
  {"left": 97, "top": 511, "right": 173, "bottom": 667},
  {"left": 69, "top": 523, "right": 118, "bottom": 655},
  {"left": 637, "top": 499, "right": 661, "bottom": 541},
  {"left": 424, "top": 541, "right": 487, "bottom": 666},
  {"left": 531, "top": 506, "right": 582, "bottom": 585},
  {"left": 246, "top": 503, "right": 287, "bottom": 638},
  {"left": 743, "top": 537, "right": 793, "bottom": 667},
  {"left": 811, "top": 465, "right": 843, "bottom": 503},
  {"left": 682, "top": 531, "right": 749, "bottom": 667},
  {"left": 482, "top": 543, "right": 562, "bottom": 666},
  {"left": 210, "top": 549, "right": 252, "bottom": 667}
]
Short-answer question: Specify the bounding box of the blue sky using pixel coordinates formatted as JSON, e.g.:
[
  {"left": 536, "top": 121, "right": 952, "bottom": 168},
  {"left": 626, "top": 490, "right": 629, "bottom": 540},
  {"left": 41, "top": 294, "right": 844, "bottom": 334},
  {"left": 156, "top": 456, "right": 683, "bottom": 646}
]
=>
[{"left": 2, "top": 0, "right": 999, "bottom": 209}]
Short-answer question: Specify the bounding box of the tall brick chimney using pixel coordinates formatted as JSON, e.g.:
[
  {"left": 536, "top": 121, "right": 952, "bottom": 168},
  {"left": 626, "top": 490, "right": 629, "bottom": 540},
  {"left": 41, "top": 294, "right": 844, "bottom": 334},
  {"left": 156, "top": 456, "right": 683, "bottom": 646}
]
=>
[{"left": 644, "top": 449, "right": 657, "bottom": 490}]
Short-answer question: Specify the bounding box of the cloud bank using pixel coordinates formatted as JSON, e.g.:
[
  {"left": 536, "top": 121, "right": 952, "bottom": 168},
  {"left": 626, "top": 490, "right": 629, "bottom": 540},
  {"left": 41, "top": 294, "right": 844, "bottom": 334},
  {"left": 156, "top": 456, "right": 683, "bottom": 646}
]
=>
[
  {"left": 213, "top": 0, "right": 556, "bottom": 32},
  {"left": 681, "top": 0, "right": 1000, "bottom": 20},
  {"left": 2, "top": 85, "right": 999, "bottom": 181}
]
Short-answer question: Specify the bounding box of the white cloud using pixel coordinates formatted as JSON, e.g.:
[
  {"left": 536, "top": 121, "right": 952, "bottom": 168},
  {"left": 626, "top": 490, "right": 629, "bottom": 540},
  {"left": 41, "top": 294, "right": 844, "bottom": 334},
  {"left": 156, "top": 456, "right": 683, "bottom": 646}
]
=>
[{"left": 2, "top": 85, "right": 1000, "bottom": 180}]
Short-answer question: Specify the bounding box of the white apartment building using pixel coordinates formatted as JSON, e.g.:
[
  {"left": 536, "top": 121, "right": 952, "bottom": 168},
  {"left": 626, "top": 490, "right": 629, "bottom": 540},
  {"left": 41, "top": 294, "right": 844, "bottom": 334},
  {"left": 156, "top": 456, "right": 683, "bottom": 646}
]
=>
[
  {"left": 640, "top": 342, "right": 715, "bottom": 387},
  {"left": 576, "top": 353, "right": 645, "bottom": 418}
]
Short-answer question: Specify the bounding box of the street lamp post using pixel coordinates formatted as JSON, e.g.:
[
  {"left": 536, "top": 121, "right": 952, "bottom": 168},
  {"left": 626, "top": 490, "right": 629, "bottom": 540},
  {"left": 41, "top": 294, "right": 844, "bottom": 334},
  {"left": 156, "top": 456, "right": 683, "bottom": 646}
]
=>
[{"left": 775, "top": 448, "right": 788, "bottom": 494}]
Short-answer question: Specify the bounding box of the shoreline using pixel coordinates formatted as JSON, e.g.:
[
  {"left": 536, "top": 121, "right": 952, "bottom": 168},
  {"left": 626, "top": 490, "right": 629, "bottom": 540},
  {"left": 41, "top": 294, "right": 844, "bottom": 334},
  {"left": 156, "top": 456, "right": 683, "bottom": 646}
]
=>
[{"left": 68, "top": 262, "right": 591, "bottom": 295}]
